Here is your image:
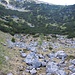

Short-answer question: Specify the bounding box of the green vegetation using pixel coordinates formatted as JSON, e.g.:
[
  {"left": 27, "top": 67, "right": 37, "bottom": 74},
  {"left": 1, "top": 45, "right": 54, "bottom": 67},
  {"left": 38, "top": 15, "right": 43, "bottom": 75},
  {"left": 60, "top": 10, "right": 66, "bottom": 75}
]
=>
[
  {"left": 0, "top": 31, "right": 14, "bottom": 72},
  {"left": 49, "top": 47, "right": 53, "bottom": 50},
  {"left": 11, "top": 37, "right": 15, "bottom": 42},
  {"left": 0, "top": 31, "right": 6, "bottom": 69},
  {"left": 67, "top": 55, "right": 75, "bottom": 61},
  {"left": 0, "top": 3, "right": 75, "bottom": 38},
  {"left": 38, "top": 33, "right": 44, "bottom": 45},
  {"left": 0, "top": 55, "right": 5, "bottom": 65}
]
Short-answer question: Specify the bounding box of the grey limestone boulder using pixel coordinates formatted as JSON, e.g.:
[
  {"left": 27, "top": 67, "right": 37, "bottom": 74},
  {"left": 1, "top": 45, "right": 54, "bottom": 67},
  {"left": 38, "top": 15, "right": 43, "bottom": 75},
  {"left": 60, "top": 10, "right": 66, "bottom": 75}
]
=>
[
  {"left": 46, "top": 61, "right": 59, "bottom": 74},
  {"left": 25, "top": 52, "right": 41, "bottom": 69},
  {"left": 55, "top": 51, "right": 67, "bottom": 59}
]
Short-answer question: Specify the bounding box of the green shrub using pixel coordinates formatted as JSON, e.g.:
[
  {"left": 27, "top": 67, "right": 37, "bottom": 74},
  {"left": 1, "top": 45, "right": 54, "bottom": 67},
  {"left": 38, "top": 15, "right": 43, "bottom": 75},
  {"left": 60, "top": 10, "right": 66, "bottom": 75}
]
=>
[
  {"left": 49, "top": 47, "right": 53, "bottom": 50},
  {"left": 66, "top": 55, "right": 75, "bottom": 61},
  {"left": 11, "top": 37, "right": 15, "bottom": 42}
]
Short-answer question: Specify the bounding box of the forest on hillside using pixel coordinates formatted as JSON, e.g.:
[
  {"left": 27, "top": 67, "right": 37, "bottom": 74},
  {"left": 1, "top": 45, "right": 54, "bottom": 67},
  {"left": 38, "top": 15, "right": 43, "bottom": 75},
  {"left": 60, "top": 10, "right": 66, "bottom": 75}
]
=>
[{"left": 0, "top": 2, "right": 75, "bottom": 38}]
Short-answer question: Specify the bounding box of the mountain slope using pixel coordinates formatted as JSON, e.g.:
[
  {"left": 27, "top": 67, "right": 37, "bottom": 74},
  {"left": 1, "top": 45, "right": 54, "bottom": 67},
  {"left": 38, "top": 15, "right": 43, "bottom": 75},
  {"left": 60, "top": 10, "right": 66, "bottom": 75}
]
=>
[{"left": 0, "top": 0, "right": 75, "bottom": 38}]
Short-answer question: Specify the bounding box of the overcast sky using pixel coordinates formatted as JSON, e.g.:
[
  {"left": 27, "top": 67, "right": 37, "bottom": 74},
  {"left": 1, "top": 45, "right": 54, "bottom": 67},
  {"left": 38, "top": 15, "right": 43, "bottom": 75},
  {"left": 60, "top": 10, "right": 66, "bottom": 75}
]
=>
[{"left": 39, "top": 0, "right": 75, "bottom": 5}]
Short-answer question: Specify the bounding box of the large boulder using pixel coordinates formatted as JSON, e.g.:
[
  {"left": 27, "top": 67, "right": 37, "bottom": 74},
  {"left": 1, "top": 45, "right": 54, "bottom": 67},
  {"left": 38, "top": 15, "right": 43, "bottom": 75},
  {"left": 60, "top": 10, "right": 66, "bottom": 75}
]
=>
[
  {"left": 25, "top": 52, "right": 42, "bottom": 68},
  {"left": 55, "top": 51, "right": 67, "bottom": 61},
  {"left": 46, "top": 61, "right": 59, "bottom": 74},
  {"left": 25, "top": 52, "right": 38, "bottom": 65}
]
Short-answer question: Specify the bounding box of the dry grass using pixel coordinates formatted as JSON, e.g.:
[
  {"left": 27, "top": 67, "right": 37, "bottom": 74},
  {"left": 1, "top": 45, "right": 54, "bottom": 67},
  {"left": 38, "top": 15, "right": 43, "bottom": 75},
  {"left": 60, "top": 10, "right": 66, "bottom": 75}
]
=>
[{"left": 0, "top": 31, "right": 75, "bottom": 75}]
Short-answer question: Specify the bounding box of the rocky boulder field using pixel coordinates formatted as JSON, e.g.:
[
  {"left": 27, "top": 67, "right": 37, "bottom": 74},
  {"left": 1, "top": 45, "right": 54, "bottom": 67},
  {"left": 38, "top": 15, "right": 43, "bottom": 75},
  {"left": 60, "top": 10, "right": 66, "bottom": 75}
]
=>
[{"left": 0, "top": 32, "right": 75, "bottom": 75}]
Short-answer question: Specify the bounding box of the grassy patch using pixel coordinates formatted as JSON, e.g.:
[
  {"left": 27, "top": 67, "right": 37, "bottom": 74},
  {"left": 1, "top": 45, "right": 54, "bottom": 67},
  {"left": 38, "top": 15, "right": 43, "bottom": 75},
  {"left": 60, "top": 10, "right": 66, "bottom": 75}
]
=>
[
  {"left": 23, "top": 49, "right": 28, "bottom": 53},
  {"left": 0, "top": 31, "right": 11, "bottom": 71},
  {"left": 66, "top": 55, "right": 75, "bottom": 61}
]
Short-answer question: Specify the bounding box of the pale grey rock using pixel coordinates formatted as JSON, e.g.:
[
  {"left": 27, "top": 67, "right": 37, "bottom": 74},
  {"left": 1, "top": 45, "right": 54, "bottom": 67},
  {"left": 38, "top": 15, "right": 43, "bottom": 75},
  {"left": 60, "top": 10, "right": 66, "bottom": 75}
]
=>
[
  {"left": 14, "top": 42, "right": 26, "bottom": 48},
  {"left": 46, "top": 73, "right": 51, "bottom": 75},
  {"left": 18, "top": 66, "right": 24, "bottom": 71},
  {"left": 19, "top": 49, "right": 24, "bottom": 53},
  {"left": 30, "top": 47, "right": 37, "bottom": 52},
  {"left": 30, "top": 68, "right": 37, "bottom": 75},
  {"left": 55, "top": 51, "right": 67, "bottom": 63},
  {"left": 69, "top": 65, "right": 75, "bottom": 72},
  {"left": 25, "top": 69, "right": 30, "bottom": 73},
  {"left": 25, "top": 52, "right": 42, "bottom": 68},
  {"left": 21, "top": 53, "right": 26, "bottom": 58},
  {"left": 26, "top": 46, "right": 37, "bottom": 52},
  {"left": 27, "top": 66, "right": 33, "bottom": 70},
  {"left": 69, "top": 65, "right": 74, "bottom": 70},
  {"left": 37, "top": 68, "right": 40, "bottom": 70},
  {"left": 56, "top": 70, "right": 66, "bottom": 75},
  {"left": 71, "top": 59, "right": 75, "bottom": 65},
  {"left": 55, "top": 51, "right": 67, "bottom": 59},
  {"left": 25, "top": 52, "right": 38, "bottom": 65},
  {"left": 41, "top": 61, "right": 46, "bottom": 67},
  {"left": 47, "top": 52, "right": 55, "bottom": 61},
  {"left": 5, "top": 56, "right": 9, "bottom": 61},
  {"left": 71, "top": 73, "right": 75, "bottom": 75},
  {"left": 7, "top": 40, "right": 14, "bottom": 48},
  {"left": 38, "top": 54, "right": 44, "bottom": 59},
  {"left": 58, "top": 63, "right": 67, "bottom": 67},
  {"left": 33, "top": 42, "right": 38, "bottom": 47},
  {"left": 7, "top": 73, "right": 13, "bottom": 75},
  {"left": 3, "top": 43, "right": 7, "bottom": 46},
  {"left": 46, "top": 62, "right": 59, "bottom": 73},
  {"left": 46, "top": 61, "right": 66, "bottom": 75},
  {"left": 32, "top": 60, "right": 42, "bottom": 68}
]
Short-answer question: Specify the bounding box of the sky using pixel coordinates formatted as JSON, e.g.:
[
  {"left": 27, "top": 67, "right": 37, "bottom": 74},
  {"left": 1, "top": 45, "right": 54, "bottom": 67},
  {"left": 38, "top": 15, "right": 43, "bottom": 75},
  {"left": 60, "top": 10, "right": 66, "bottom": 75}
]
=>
[{"left": 39, "top": 0, "right": 75, "bottom": 5}]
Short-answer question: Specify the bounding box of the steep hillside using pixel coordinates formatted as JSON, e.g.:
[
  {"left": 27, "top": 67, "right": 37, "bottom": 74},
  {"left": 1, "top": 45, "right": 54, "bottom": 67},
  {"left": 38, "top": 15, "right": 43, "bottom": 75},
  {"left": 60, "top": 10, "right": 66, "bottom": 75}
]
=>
[{"left": 0, "top": 0, "right": 75, "bottom": 38}]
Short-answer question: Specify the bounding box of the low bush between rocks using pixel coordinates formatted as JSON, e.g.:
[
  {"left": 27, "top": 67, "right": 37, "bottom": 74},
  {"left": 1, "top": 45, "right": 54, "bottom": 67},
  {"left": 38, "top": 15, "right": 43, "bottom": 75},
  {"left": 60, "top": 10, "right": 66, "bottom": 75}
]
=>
[
  {"left": 11, "top": 37, "right": 15, "bottom": 43},
  {"left": 67, "top": 55, "right": 75, "bottom": 61}
]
